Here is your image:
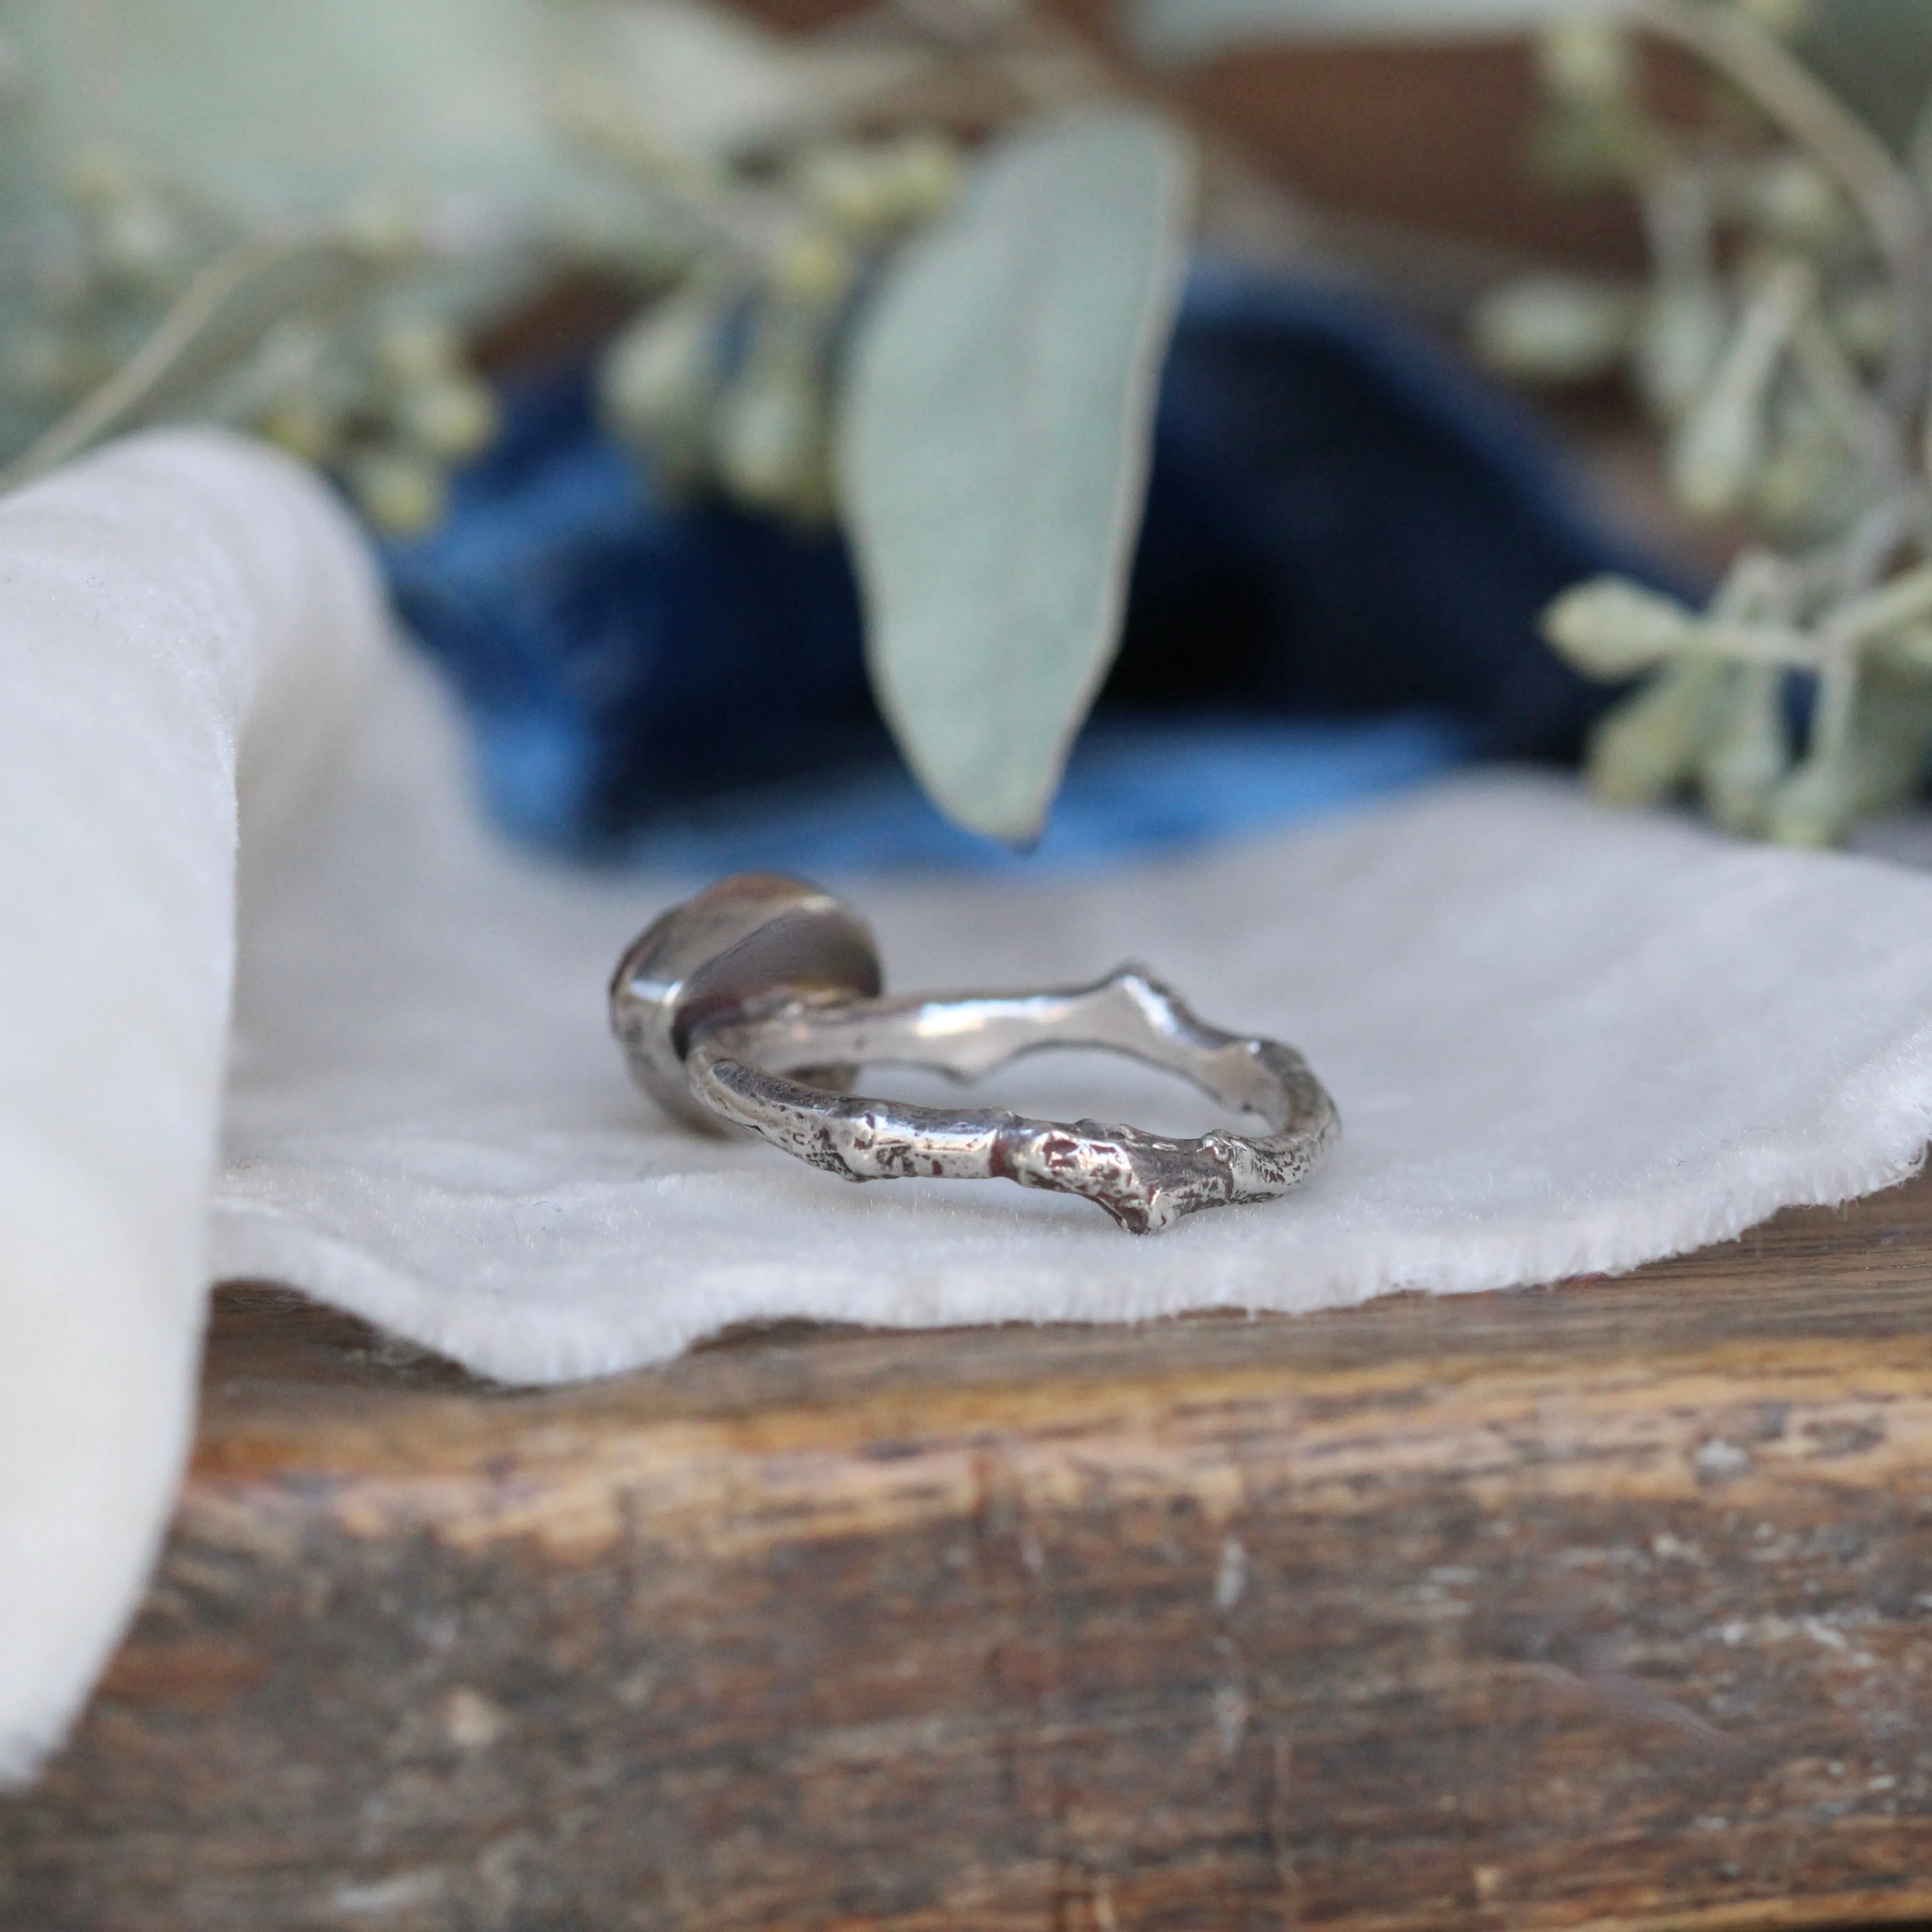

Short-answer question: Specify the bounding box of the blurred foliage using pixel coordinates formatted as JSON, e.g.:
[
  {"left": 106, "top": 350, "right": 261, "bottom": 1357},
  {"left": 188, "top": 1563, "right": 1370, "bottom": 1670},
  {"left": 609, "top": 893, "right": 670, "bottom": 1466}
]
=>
[
  {"left": 1474, "top": 0, "right": 1932, "bottom": 844},
  {"left": 0, "top": 0, "right": 1200, "bottom": 839},
  {"left": 839, "top": 109, "right": 1191, "bottom": 842}
]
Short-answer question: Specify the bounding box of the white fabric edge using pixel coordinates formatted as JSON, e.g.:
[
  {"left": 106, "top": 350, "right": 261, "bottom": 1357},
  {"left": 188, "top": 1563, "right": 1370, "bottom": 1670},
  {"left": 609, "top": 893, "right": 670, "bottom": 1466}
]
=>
[{"left": 210, "top": 1015, "right": 1932, "bottom": 1389}]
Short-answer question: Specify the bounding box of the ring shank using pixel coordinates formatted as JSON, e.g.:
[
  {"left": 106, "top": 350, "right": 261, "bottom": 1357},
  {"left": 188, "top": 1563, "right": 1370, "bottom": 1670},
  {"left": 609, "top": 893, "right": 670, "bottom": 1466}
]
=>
[{"left": 684, "top": 968, "right": 1337, "bottom": 1235}]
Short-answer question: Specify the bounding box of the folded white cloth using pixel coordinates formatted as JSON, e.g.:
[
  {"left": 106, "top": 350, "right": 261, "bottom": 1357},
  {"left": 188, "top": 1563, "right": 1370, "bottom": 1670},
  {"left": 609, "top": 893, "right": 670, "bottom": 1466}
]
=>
[
  {"left": 0, "top": 431, "right": 383, "bottom": 1780},
  {"left": 11, "top": 427, "right": 1932, "bottom": 1780}
]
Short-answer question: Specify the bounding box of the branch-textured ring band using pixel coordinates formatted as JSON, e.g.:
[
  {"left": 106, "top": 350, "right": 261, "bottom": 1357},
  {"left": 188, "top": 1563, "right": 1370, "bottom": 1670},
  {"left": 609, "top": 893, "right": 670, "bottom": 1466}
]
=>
[{"left": 610, "top": 873, "right": 1339, "bottom": 1235}]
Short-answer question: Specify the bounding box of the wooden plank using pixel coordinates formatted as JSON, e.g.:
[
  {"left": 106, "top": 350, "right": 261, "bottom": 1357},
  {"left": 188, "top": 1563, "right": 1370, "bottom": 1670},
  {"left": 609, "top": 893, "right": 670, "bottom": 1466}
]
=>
[{"left": 10, "top": 1176, "right": 1932, "bottom": 1930}]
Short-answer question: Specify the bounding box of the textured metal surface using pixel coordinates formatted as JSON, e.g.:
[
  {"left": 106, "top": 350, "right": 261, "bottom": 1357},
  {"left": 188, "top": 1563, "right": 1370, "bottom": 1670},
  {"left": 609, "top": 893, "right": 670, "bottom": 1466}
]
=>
[
  {"left": 690, "top": 969, "right": 1339, "bottom": 1233},
  {"left": 612, "top": 874, "right": 1338, "bottom": 1234}
]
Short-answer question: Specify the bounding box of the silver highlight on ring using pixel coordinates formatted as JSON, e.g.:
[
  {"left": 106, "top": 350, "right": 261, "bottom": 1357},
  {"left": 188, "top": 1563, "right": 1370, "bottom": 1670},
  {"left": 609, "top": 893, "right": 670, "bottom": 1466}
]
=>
[{"left": 611, "top": 874, "right": 1339, "bottom": 1234}]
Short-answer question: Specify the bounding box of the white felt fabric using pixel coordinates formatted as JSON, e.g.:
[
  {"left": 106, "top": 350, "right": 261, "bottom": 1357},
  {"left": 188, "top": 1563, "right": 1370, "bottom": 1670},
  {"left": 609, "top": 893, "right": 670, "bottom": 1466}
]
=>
[
  {"left": 213, "top": 649, "right": 1932, "bottom": 1386},
  {"left": 0, "top": 430, "right": 384, "bottom": 1781},
  {"left": 12, "top": 428, "right": 1932, "bottom": 1782}
]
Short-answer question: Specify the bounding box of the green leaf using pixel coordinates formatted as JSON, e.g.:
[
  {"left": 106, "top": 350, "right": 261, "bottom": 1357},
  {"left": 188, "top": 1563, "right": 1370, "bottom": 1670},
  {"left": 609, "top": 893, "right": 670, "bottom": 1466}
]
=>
[{"left": 835, "top": 107, "right": 1193, "bottom": 845}]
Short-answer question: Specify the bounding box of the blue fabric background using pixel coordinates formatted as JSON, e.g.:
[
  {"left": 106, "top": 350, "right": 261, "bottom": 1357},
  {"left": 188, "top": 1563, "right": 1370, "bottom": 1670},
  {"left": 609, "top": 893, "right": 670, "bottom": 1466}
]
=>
[{"left": 385, "top": 265, "right": 1670, "bottom": 871}]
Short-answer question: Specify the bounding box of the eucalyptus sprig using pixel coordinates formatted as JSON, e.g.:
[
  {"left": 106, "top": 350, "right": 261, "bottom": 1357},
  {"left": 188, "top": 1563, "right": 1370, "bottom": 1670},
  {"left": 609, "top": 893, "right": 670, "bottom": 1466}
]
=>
[
  {"left": 1476, "top": 0, "right": 1932, "bottom": 845},
  {"left": 0, "top": 153, "right": 501, "bottom": 532},
  {"left": 555, "top": 0, "right": 1198, "bottom": 841},
  {"left": 0, "top": 0, "right": 1199, "bottom": 843},
  {"left": 586, "top": 121, "right": 964, "bottom": 521}
]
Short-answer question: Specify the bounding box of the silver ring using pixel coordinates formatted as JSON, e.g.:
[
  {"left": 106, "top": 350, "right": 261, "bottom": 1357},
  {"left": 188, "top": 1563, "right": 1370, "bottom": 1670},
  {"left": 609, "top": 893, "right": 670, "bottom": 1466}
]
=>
[{"left": 610, "top": 873, "right": 1339, "bottom": 1235}]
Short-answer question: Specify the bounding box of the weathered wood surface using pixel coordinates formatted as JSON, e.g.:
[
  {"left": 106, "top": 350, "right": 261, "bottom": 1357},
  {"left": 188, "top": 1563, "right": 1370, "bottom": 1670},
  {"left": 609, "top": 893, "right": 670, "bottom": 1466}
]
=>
[{"left": 11, "top": 1176, "right": 1932, "bottom": 1931}]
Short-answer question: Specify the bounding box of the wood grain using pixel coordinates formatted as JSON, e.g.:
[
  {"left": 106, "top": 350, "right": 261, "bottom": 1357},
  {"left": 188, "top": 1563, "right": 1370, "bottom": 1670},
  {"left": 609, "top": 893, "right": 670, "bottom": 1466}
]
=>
[{"left": 9, "top": 1173, "right": 1932, "bottom": 1929}]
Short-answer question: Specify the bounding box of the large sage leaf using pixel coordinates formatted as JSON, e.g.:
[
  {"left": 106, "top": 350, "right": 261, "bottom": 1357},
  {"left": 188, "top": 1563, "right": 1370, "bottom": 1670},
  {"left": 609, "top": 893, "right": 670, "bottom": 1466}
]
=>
[{"left": 835, "top": 108, "right": 1193, "bottom": 845}]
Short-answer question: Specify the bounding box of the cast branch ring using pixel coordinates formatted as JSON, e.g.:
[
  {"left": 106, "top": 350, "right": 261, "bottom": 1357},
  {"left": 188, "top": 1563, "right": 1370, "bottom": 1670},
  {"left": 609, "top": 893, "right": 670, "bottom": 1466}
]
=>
[{"left": 610, "top": 873, "right": 1339, "bottom": 1235}]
